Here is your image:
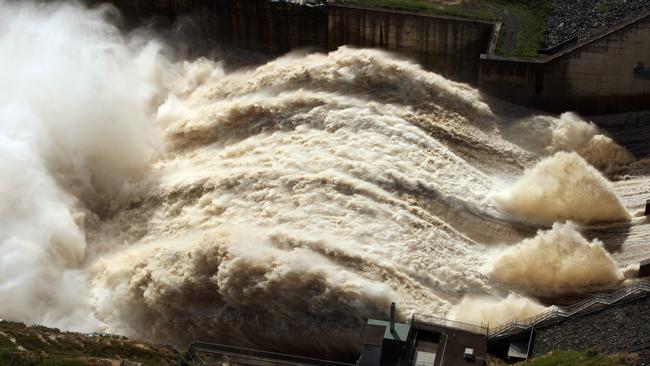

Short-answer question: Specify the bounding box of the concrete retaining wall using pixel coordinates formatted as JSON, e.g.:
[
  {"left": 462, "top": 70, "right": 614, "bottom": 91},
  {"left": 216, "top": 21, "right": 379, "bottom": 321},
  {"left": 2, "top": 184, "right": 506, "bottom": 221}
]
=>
[
  {"left": 328, "top": 6, "right": 493, "bottom": 83},
  {"left": 96, "top": 0, "right": 649, "bottom": 113},
  {"left": 100, "top": 0, "right": 494, "bottom": 83},
  {"left": 103, "top": 0, "right": 328, "bottom": 55},
  {"left": 195, "top": 0, "right": 328, "bottom": 55},
  {"left": 479, "top": 11, "right": 650, "bottom": 113}
]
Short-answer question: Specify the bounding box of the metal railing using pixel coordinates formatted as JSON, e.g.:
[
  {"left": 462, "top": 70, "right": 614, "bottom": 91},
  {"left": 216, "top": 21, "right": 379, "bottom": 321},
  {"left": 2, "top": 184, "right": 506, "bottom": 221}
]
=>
[
  {"left": 489, "top": 281, "right": 650, "bottom": 339},
  {"left": 188, "top": 341, "right": 356, "bottom": 366},
  {"left": 411, "top": 313, "right": 489, "bottom": 336}
]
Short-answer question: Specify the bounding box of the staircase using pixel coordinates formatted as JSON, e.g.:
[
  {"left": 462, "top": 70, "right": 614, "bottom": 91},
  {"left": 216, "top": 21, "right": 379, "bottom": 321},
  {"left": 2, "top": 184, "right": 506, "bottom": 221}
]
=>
[{"left": 488, "top": 281, "right": 650, "bottom": 340}]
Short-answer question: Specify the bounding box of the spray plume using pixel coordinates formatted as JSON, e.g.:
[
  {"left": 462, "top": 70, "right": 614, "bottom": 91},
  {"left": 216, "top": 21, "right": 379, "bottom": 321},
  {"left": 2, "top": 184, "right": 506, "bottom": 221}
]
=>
[
  {"left": 490, "top": 222, "right": 624, "bottom": 297},
  {"left": 495, "top": 152, "right": 630, "bottom": 225},
  {"left": 507, "top": 112, "right": 634, "bottom": 170},
  {"left": 450, "top": 294, "right": 547, "bottom": 327},
  {"left": 0, "top": 0, "right": 640, "bottom": 356},
  {"left": 0, "top": 0, "right": 162, "bottom": 331}
]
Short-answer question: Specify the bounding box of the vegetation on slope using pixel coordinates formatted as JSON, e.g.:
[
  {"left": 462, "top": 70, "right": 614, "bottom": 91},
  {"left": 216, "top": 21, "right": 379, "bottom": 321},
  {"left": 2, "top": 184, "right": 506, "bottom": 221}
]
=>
[
  {"left": 0, "top": 320, "right": 188, "bottom": 366},
  {"left": 332, "top": 0, "right": 554, "bottom": 57},
  {"left": 488, "top": 350, "right": 640, "bottom": 366},
  {"left": 523, "top": 350, "right": 639, "bottom": 365}
]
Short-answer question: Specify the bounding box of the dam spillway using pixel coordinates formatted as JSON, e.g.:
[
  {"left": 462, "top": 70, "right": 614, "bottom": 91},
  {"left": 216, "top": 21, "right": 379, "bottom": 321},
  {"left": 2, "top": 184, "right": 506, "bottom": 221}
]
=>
[{"left": 0, "top": 0, "right": 647, "bottom": 360}]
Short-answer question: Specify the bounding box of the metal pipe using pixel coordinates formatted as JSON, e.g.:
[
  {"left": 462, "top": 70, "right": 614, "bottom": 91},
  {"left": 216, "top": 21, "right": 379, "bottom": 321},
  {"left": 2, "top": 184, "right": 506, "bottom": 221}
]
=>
[
  {"left": 525, "top": 326, "right": 535, "bottom": 360},
  {"left": 439, "top": 333, "right": 449, "bottom": 366}
]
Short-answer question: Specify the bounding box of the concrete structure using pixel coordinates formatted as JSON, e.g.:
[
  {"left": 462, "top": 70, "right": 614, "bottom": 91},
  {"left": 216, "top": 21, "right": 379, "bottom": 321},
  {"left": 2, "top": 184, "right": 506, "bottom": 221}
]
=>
[
  {"left": 408, "top": 315, "right": 488, "bottom": 366},
  {"left": 327, "top": 6, "right": 494, "bottom": 83},
  {"left": 100, "top": 0, "right": 649, "bottom": 113},
  {"left": 359, "top": 324, "right": 386, "bottom": 366},
  {"left": 640, "top": 258, "right": 650, "bottom": 278},
  {"left": 100, "top": 0, "right": 495, "bottom": 83},
  {"left": 479, "top": 10, "right": 650, "bottom": 113},
  {"left": 487, "top": 281, "right": 650, "bottom": 362},
  {"left": 190, "top": 287, "right": 650, "bottom": 365},
  {"left": 189, "top": 304, "right": 488, "bottom": 366},
  {"left": 358, "top": 311, "right": 488, "bottom": 366},
  {"left": 188, "top": 341, "right": 355, "bottom": 366}
]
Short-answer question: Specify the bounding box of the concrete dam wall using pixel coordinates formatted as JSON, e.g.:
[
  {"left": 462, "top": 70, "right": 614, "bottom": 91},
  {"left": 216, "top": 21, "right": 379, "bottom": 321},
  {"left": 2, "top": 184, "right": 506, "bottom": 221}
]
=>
[
  {"left": 327, "top": 6, "right": 494, "bottom": 83},
  {"left": 98, "top": 0, "right": 648, "bottom": 113},
  {"left": 479, "top": 10, "right": 650, "bottom": 114},
  {"left": 101, "top": 0, "right": 494, "bottom": 84}
]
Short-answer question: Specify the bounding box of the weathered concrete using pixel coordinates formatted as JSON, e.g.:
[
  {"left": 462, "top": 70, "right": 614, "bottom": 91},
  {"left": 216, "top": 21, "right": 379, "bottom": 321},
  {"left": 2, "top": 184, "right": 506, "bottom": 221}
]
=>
[
  {"left": 99, "top": 0, "right": 495, "bottom": 83},
  {"left": 327, "top": 5, "right": 494, "bottom": 83},
  {"left": 479, "top": 10, "right": 650, "bottom": 114},
  {"left": 101, "top": 0, "right": 328, "bottom": 55},
  {"left": 96, "top": 0, "right": 649, "bottom": 113},
  {"left": 531, "top": 296, "right": 650, "bottom": 361}
]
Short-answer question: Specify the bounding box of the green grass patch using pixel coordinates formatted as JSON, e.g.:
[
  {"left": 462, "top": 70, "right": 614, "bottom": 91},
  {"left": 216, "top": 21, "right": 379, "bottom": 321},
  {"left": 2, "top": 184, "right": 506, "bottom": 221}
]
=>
[
  {"left": 0, "top": 321, "right": 182, "bottom": 366},
  {"left": 524, "top": 350, "right": 636, "bottom": 366},
  {"left": 335, "top": 0, "right": 447, "bottom": 13},
  {"left": 0, "top": 350, "right": 88, "bottom": 366},
  {"left": 11, "top": 333, "right": 47, "bottom": 352},
  {"left": 0, "top": 335, "right": 18, "bottom": 352}
]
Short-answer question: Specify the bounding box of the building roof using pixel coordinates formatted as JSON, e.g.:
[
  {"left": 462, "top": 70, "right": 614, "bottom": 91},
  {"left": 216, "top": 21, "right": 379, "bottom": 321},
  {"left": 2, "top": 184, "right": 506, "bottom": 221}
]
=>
[
  {"left": 367, "top": 319, "right": 411, "bottom": 342},
  {"left": 359, "top": 324, "right": 385, "bottom": 346}
]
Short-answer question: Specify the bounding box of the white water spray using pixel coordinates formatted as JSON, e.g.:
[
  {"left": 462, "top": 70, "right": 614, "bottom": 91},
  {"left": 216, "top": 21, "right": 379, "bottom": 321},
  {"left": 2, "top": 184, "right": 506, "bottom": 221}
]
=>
[{"left": 0, "top": 1, "right": 641, "bottom": 356}]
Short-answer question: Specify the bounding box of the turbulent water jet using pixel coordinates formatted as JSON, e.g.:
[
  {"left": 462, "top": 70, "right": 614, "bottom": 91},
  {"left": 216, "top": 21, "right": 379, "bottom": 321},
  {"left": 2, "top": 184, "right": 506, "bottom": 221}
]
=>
[
  {"left": 0, "top": 0, "right": 644, "bottom": 357},
  {"left": 495, "top": 152, "right": 631, "bottom": 225},
  {"left": 450, "top": 294, "right": 547, "bottom": 327},
  {"left": 490, "top": 222, "right": 624, "bottom": 298},
  {"left": 0, "top": 0, "right": 162, "bottom": 332}
]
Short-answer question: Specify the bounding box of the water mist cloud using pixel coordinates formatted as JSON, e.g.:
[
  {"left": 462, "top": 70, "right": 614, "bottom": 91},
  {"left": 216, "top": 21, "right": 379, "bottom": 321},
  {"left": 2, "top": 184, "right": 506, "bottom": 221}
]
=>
[
  {"left": 0, "top": 1, "right": 162, "bottom": 330},
  {"left": 0, "top": 0, "right": 641, "bottom": 357},
  {"left": 450, "top": 294, "right": 547, "bottom": 327},
  {"left": 508, "top": 112, "right": 634, "bottom": 170},
  {"left": 91, "top": 230, "right": 396, "bottom": 352}
]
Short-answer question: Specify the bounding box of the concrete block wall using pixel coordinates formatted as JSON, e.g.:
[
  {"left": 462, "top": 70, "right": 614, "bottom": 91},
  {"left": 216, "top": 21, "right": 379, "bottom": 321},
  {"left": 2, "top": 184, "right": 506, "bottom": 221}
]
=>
[
  {"left": 327, "top": 6, "right": 494, "bottom": 83},
  {"left": 479, "top": 11, "right": 650, "bottom": 113},
  {"left": 99, "top": 0, "right": 494, "bottom": 83},
  {"left": 103, "top": 0, "right": 329, "bottom": 55},
  {"left": 198, "top": 0, "right": 328, "bottom": 55},
  {"left": 542, "top": 14, "right": 650, "bottom": 107},
  {"left": 96, "top": 0, "right": 648, "bottom": 113},
  {"left": 477, "top": 57, "right": 541, "bottom": 104}
]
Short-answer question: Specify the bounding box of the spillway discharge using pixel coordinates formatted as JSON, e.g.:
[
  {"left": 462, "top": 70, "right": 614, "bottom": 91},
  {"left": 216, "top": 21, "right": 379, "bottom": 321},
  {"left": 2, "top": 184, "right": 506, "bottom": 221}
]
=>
[
  {"left": 506, "top": 112, "right": 634, "bottom": 170},
  {"left": 490, "top": 222, "right": 624, "bottom": 297},
  {"left": 0, "top": 0, "right": 637, "bottom": 356},
  {"left": 495, "top": 152, "right": 630, "bottom": 225}
]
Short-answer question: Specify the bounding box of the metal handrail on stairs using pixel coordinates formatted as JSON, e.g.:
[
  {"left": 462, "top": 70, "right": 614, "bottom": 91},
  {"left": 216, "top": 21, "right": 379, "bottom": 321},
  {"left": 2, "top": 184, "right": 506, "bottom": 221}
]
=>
[{"left": 488, "top": 281, "right": 650, "bottom": 339}]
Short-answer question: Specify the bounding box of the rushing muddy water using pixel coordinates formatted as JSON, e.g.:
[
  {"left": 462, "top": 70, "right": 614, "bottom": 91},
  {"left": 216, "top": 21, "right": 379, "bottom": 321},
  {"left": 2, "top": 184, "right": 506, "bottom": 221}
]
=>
[{"left": 0, "top": 0, "right": 648, "bottom": 357}]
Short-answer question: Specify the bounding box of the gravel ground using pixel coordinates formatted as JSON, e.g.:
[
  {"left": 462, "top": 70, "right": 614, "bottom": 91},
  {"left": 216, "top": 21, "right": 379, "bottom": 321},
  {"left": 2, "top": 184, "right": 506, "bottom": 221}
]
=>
[
  {"left": 532, "top": 295, "right": 650, "bottom": 362},
  {"left": 545, "top": 0, "right": 650, "bottom": 47}
]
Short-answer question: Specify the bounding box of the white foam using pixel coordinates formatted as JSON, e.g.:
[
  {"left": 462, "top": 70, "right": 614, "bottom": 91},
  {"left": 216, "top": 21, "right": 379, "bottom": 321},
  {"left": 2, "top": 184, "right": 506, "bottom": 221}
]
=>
[
  {"left": 490, "top": 222, "right": 624, "bottom": 297},
  {"left": 495, "top": 152, "right": 630, "bottom": 225}
]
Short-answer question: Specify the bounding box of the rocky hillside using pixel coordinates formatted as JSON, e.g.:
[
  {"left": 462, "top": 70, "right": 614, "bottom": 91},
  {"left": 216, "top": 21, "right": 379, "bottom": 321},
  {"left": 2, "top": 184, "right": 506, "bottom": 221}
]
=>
[
  {"left": 0, "top": 320, "right": 187, "bottom": 365},
  {"left": 545, "top": 0, "right": 650, "bottom": 46}
]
